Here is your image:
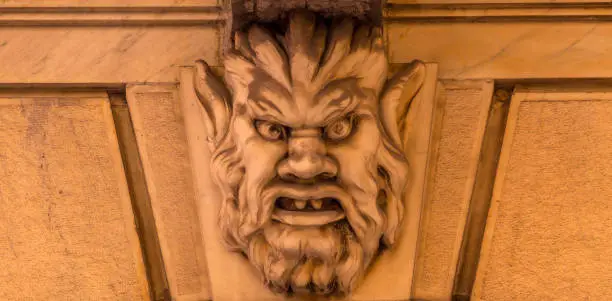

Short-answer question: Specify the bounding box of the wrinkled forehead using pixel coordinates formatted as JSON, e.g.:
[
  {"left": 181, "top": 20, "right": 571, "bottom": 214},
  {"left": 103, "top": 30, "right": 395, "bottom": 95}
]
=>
[{"left": 243, "top": 74, "right": 377, "bottom": 127}]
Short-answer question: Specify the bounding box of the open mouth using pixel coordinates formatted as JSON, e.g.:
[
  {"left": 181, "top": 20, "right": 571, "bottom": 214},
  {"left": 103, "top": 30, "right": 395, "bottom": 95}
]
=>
[{"left": 271, "top": 197, "right": 345, "bottom": 226}]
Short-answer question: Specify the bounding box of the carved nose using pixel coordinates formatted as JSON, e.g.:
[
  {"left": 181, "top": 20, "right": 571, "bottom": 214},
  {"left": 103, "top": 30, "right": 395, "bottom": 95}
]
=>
[{"left": 278, "top": 129, "right": 337, "bottom": 181}]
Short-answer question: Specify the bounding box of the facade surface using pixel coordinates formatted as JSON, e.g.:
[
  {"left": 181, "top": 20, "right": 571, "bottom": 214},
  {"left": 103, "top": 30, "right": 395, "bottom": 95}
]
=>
[{"left": 0, "top": 1, "right": 611, "bottom": 301}]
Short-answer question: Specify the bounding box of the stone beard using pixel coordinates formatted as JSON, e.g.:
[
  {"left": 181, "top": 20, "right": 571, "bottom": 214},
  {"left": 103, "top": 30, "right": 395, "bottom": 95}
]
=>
[{"left": 194, "top": 11, "right": 425, "bottom": 296}]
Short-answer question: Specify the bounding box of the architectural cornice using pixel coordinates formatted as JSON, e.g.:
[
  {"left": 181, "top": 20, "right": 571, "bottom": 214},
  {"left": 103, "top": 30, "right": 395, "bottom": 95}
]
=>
[
  {"left": 0, "top": 6, "right": 224, "bottom": 26},
  {"left": 8, "top": 2, "right": 612, "bottom": 26},
  {"left": 385, "top": 3, "right": 612, "bottom": 22}
]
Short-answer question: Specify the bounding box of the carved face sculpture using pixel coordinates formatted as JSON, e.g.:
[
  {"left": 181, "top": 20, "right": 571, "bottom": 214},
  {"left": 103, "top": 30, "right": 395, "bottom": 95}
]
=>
[{"left": 194, "top": 11, "right": 425, "bottom": 296}]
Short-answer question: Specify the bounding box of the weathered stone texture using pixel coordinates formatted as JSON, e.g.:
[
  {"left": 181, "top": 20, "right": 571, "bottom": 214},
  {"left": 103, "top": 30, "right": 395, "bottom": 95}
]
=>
[
  {"left": 386, "top": 22, "right": 612, "bottom": 79},
  {"left": 0, "top": 26, "right": 220, "bottom": 84},
  {"left": 127, "top": 86, "right": 211, "bottom": 300},
  {"left": 413, "top": 81, "right": 492, "bottom": 301},
  {"left": 0, "top": 94, "right": 148, "bottom": 300},
  {"left": 475, "top": 100, "right": 612, "bottom": 300}
]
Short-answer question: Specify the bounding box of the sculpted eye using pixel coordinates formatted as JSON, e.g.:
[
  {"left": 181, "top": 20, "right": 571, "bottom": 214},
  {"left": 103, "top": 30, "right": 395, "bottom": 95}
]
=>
[
  {"left": 254, "top": 120, "right": 287, "bottom": 141},
  {"left": 324, "top": 115, "right": 356, "bottom": 141}
]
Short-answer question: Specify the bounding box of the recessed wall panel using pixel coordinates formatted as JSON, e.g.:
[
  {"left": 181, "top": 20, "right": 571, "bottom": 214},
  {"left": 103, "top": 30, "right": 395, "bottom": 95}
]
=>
[
  {"left": 0, "top": 92, "right": 148, "bottom": 300},
  {"left": 127, "top": 85, "right": 211, "bottom": 300},
  {"left": 412, "top": 81, "right": 493, "bottom": 300},
  {"left": 473, "top": 88, "right": 612, "bottom": 300}
]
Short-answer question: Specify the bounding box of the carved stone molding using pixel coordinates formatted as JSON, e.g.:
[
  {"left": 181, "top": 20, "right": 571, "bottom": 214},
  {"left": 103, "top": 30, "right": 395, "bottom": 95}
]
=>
[
  {"left": 386, "top": 3, "right": 612, "bottom": 22},
  {"left": 0, "top": 7, "right": 222, "bottom": 26},
  {"left": 191, "top": 10, "right": 425, "bottom": 296}
]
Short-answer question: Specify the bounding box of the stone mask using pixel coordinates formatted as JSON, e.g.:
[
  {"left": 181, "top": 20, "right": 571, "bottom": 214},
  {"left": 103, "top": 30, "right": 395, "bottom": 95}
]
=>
[{"left": 193, "top": 11, "right": 425, "bottom": 296}]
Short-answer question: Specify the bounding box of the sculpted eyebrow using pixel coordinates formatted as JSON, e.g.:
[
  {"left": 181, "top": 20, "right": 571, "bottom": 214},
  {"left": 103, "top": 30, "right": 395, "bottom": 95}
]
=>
[
  {"left": 319, "top": 106, "right": 355, "bottom": 126},
  {"left": 315, "top": 79, "right": 361, "bottom": 124},
  {"left": 250, "top": 94, "right": 282, "bottom": 114},
  {"left": 247, "top": 81, "right": 291, "bottom": 116},
  {"left": 327, "top": 91, "right": 351, "bottom": 107},
  {"left": 314, "top": 78, "right": 360, "bottom": 104}
]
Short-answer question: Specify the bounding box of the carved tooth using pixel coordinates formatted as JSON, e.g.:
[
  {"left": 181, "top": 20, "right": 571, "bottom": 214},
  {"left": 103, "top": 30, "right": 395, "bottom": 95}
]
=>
[
  {"left": 294, "top": 200, "right": 306, "bottom": 210},
  {"left": 311, "top": 199, "right": 323, "bottom": 210}
]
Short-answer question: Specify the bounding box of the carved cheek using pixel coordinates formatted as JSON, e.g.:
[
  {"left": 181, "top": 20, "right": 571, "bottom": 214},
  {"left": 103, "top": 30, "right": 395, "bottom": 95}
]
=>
[
  {"left": 233, "top": 115, "right": 287, "bottom": 180},
  {"left": 328, "top": 118, "right": 381, "bottom": 177},
  {"left": 350, "top": 117, "right": 381, "bottom": 155},
  {"left": 246, "top": 139, "right": 286, "bottom": 180}
]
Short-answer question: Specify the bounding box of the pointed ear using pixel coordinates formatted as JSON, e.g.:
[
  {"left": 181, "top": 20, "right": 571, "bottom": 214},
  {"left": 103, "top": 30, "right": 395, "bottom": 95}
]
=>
[
  {"left": 379, "top": 60, "right": 426, "bottom": 148},
  {"left": 194, "top": 60, "right": 232, "bottom": 146}
]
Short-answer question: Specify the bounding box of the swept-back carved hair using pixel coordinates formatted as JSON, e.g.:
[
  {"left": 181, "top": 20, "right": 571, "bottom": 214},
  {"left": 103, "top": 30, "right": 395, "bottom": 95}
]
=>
[
  {"left": 195, "top": 11, "right": 426, "bottom": 254},
  {"left": 224, "top": 11, "right": 388, "bottom": 103},
  {"left": 205, "top": 12, "right": 418, "bottom": 251}
]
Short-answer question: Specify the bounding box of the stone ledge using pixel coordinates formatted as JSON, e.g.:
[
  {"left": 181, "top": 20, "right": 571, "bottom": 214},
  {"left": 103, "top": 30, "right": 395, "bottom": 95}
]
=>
[
  {"left": 0, "top": 6, "right": 224, "bottom": 26},
  {"left": 0, "top": 0, "right": 218, "bottom": 8},
  {"left": 385, "top": 3, "right": 612, "bottom": 21}
]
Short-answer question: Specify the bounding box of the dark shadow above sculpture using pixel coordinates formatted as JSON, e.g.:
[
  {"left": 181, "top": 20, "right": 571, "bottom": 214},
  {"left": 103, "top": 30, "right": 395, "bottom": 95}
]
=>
[{"left": 193, "top": 10, "right": 425, "bottom": 296}]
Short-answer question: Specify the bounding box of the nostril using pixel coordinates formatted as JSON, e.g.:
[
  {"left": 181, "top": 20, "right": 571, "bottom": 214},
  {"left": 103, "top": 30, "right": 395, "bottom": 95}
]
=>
[
  {"left": 319, "top": 172, "right": 336, "bottom": 181},
  {"left": 277, "top": 153, "right": 337, "bottom": 182},
  {"left": 282, "top": 173, "right": 300, "bottom": 182}
]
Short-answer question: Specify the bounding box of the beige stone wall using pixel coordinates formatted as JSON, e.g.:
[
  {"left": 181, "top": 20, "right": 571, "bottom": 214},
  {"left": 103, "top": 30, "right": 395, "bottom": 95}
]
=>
[
  {"left": 472, "top": 88, "right": 612, "bottom": 301},
  {"left": 412, "top": 81, "right": 493, "bottom": 301},
  {"left": 0, "top": 0, "right": 221, "bottom": 85},
  {"left": 2, "top": 1, "right": 612, "bottom": 300},
  {"left": 0, "top": 92, "right": 148, "bottom": 300},
  {"left": 0, "top": 27, "right": 219, "bottom": 84},
  {"left": 385, "top": 3, "right": 612, "bottom": 301},
  {"left": 0, "top": 1, "right": 222, "bottom": 300},
  {"left": 127, "top": 85, "right": 211, "bottom": 300}
]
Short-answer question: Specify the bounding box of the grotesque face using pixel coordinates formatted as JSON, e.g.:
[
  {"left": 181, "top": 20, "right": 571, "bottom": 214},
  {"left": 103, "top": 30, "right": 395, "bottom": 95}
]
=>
[{"left": 194, "top": 11, "right": 424, "bottom": 296}]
